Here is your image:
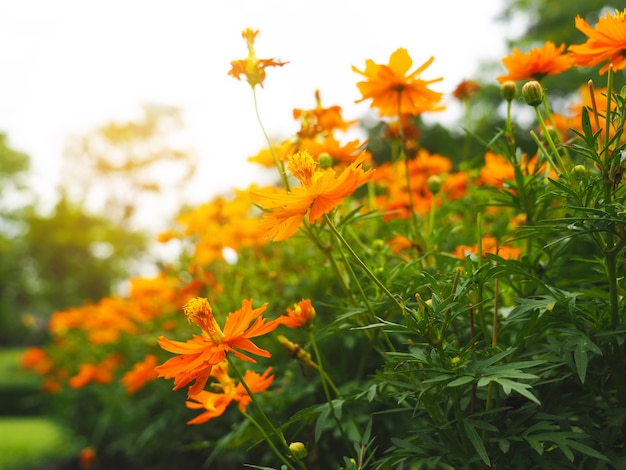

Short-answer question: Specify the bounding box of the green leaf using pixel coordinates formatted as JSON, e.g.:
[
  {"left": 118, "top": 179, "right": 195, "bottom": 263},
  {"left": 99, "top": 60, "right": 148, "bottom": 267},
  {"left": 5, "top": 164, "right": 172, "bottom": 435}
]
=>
[
  {"left": 498, "top": 439, "right": 510, "bottom": 454},
  {"left": 463, "top": 419, "right": 490, "bottom": 466},
  {"left": 314, "top": 406, "right": 330, "bottom": 443},
  {"left": 574, "top": 343, "right": 588, "bottom": 384},
  {"left": 447, "top": 375, "right": 475, "bottom": 387},
  {"left": 566, "top": 439, "right": 610, "bottom": 462},
  {"left": 493, "top": 378, "right": 541, "bottom": 405}
]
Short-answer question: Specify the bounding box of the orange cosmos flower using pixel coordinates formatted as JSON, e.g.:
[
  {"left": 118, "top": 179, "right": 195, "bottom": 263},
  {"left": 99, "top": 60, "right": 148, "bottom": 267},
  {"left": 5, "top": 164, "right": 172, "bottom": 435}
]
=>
[
  {"left": 250, "top": 150, "right": 374, "bottom": 241},
  {"left": 185, "top": 361, "right": 274, "bottom": 425},
  {"left": 228, "top": 28, "right": 288, "bottom": 88},
  {"left": 353, "top": 48, "right": 444, "bottom": 117},
  {"left": 497, "top": 41, "right": 573, "bottom": 83},
  {"left": 68, "top": 355, "right": 122, "bottom": 389},
  {"left": 79, "top": 447, "right": 97, "bottom": 470},
  {"left": 280, "top": 299, "right": 316, "bottom": 329},
  {"left": 21, "top": 347, "right": 53, "bottom": 375},
  {"left": 121, "top": 354, "right": 159, "bottom": 394},
  {"left": 569, "top": 9, "right": 626, "bottom": 74},
  {"left": 453, "top": 236, "right": 521, "bottom": 260},
  {"left": 452, "top": 79, "right": 480, "bottom": 101},
  {"left": 293, "top": 89, "right": 355, "bottom": 138},
  {"left": 156, "top": 298, "right": 280, "bottom": 396}
]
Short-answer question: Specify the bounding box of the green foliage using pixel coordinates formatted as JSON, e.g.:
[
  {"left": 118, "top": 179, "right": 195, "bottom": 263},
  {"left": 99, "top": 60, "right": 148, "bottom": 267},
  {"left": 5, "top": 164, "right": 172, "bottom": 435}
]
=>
[{"left": 15, "top": 5, "right": 626, "bottom": 469}]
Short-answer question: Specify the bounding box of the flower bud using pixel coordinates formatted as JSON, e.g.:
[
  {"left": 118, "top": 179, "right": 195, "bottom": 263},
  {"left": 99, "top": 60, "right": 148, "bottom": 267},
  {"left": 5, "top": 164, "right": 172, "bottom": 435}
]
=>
[
  {"left": 500, "top": 81, "right": 517, "bottom": 102},
  {"left": 317, "top": 153, "right": 333, "bottom": 169},
  {"left": 371, "top": 239, "right": 386, "bottom": 252},
  {"left": 522, "top": 80, "right": 544, "bottom": 107},
  {"left": 572, "top": 164, "right": 587, "bottom": 180},
  {"left": 289, "top": 442, "right": 308, "bottom": 459},
  {"left": 427, "top": 175, "right": 442, "bottom": 194}
]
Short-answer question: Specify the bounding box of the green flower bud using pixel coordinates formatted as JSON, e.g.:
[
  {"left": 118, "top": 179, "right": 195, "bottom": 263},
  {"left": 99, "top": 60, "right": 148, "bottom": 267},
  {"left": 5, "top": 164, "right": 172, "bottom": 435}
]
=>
[
  {"left": 427, "top": 175, "right": 442, "bottom": 194},
  {"left": 500, "top": 80, "right": 517, "bottom": 102},
  {"left": 371, "top": 239, "right": 386, "bottom": 252},
  {"left": 522, "top": 80, "right": 544, "bottom": 107},
  {"left": 572, "top": 164, "right": 587, "bottom": 180},
  {"left": 317, "top": 153, "right": 333, "bottom": 169}
]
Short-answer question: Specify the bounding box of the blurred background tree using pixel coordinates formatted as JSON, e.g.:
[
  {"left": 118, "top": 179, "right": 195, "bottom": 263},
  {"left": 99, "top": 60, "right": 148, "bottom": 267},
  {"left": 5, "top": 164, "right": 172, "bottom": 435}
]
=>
[
  {"left": 0, "top": 134, "right": 149, "bottom": 346},
  {"left": 0, "top": 104, "right": 197, "bottom": 346},
  {"left": 62, "top": 104, "right": 196, "bottom": 229}
]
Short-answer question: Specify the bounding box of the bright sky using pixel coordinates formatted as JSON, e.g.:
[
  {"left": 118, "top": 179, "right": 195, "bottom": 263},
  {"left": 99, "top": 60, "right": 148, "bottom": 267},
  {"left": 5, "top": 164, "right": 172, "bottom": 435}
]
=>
[{"left": 1, "top": 0, "right": 518, "bottom": 228}]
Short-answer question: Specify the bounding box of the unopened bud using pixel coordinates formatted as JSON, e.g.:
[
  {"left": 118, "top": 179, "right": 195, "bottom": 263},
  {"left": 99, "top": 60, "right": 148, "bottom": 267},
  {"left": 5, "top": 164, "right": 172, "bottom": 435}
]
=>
[
  {"left": 289, "top": 442, "right": 308, "bottom": 459},
  {"left": 317, "top": 153, "right": 333, "bottom": 169},
  {"left": 500, "top": 81, "right": 517, "bottom": 102},
  {"left": 572, "top": 164, "right": 587, "bottom": 180},
  {"left": 427, "top": 175, "right": 442, "bottom": 194},
  {"left": 522, "top": 80, "right": 544, "bottom": 107}
]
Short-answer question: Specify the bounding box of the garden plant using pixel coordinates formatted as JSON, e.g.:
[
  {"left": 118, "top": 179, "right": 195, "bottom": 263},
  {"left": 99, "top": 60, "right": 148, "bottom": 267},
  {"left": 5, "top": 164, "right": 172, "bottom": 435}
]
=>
[{"left": 21, "top": 9, "right": 626, "bottom": 469}]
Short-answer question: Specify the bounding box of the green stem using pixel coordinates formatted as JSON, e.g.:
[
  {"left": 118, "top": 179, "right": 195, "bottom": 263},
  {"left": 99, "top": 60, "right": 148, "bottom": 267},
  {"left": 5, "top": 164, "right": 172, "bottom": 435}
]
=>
[
  {"left": 533, "top": 106, "right": 566, "bottom": 176},
  {"left": 308, "top": 332, "right": 354, "bottom": 448},
  {"left": 227, "top": 357, "right": 304, "bottom": 469},
  {"left": 530, "top": 130, "right": 560, "bottom": 176},
  {"left": 252, "top": 86, "right": 290, "bottom": 190},
  {"left": 323, "top": 214, "right": 405, "bottom": 315},
  {"left": 475, "top": 214, "right": 490, "bottom": 346},
  {"left": 241, "top": 410, "right": 298, "bottom": 470},
  {"left": 304, "top": 224, "right": 357, "bottom": 306},
  {"left": 604, "top": 66, "right": 614, "bottom": 164}
]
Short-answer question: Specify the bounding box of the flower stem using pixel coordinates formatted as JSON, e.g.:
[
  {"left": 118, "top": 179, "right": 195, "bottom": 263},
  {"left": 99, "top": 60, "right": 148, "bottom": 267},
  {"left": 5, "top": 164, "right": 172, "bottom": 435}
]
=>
[
  {"left": 226, "top": 356, "right": 304, "bottom": 469},
  {"left": 323, "top": 214, "right": 405, "bottom": 315},
  {"left": 252, "top": 87, "right": 290, "bottom": 190}
]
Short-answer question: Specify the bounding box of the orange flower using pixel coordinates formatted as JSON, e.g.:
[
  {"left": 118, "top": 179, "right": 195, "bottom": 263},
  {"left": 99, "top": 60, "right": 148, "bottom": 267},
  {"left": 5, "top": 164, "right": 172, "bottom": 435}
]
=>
[
  {"left": 293, "top": 90, "right": 355, "bottom": 138},
  {"left": 68, "top": 355, "right": 121, "bottom": 389},
  {"left": 228, "top": 28, "right": 288, "bottom": 88},
  {"left": 156, "top": 298, "right": 280, "bottom": 395},
  {"left": 479, "top": 151, "right": 514, "bottom": 187},
  {"left": 497, "top": 41, "right": 573, "bottom": 83},
  {"left": 569, "top": 9, "right": 626, "bottom": 74},
  {"left": 352, "top": 48, "right": 444, "bottom": 117},
  {"left": 185, "top": 360, "right": 274, "bottom": 425},
  {"left": 250, "top": 151, "right": 374, "bottom": 241},
  {"left": 452, "top": 80, "right": 480, "bottom": 101},
  {"left": 21, "top": 347, "right": 53, "bottom": 375},
  {"left": 280, "top": 299, "right": 316, "bottom": 329},
  {"left": 453, "top": 236, "right": 521, "bottom": 260},
  {"left": 121, "top": 354, "right": 159, "bottom": 394},
  {"left": 79, "top": 447, "right": 97, "bottom": 470}
]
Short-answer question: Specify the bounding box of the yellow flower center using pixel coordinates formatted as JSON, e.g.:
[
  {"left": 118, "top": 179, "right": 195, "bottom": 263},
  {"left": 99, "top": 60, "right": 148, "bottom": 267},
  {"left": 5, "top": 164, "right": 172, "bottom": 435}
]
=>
[
  {"left": 183, "top": 298, "right": 225, "bottom": 343},
  {"left": 288, "top": 151, "right": 319, "bottom": 187}
]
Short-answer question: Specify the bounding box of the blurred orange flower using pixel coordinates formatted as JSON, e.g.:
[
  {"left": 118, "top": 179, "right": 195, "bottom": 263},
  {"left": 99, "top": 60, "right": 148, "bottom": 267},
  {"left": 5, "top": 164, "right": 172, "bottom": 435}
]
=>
[
  {"left": 352, "top": 48, "right": 444, "bottom": 116},
  {"left": 453, "top": 236, "right": 521, "bottom": 260},
  {"left": 121, "top": 354, "right": 159, "bottom": 394},
  {"left": 452, "top": 80, "right": 480, "bottom": 101},
  {"left": 21, "top": 347, "right": 53, "bottom": 375},
  {"left": 228, "top": 28, "right": 288, "bottom": 88},
  {"left": 479, "top": 151, "right": 514, "bottom": 187},
  {"left": 569, "top": 9, "right": 626, "bottom": 74},
  {"left": 68, "top": 354, "right": 122, "bottom": 389},
  {"left": 497, "top": 41, "right": 573, "bottom": 83},
  {"left": 250, "top": 151, "right": 374, "bottom": 241},
  {"left": 293, "top": 90, "right": 355, "bottom": 138},
  {"left": 156, "top": 298, "right": 280, "bottom": 396},
  {"left": 185, "top": 360, "right": 274, "bottom": 425},
  {"left": 280, "top": 299, "right": 316, "bottom": 329}
]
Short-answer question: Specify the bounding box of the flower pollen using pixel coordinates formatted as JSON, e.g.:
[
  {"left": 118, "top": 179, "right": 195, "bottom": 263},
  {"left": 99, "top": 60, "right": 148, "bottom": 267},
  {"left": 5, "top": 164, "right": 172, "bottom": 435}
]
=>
[{"left": 183, "top": 298, "right": 224, "bottom": 343}]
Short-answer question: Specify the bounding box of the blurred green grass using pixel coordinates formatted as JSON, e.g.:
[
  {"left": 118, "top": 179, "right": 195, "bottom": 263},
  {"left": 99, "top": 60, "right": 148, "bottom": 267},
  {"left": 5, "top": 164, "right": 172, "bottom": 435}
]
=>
[
  {"left": 0, "top": 348, "right": 45, "bottom": 415},
  {"left": 0, "top": 417, "right": 75, "bottom": 470},
  {"left": 0, "top": 349, "right": 76, "bottom": 469}
]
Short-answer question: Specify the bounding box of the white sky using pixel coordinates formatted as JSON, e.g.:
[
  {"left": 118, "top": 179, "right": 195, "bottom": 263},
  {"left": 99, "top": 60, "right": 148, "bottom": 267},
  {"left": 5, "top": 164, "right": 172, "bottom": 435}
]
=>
[{"left": 0, "top": 0, "right": 518, "bottom": 229}]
